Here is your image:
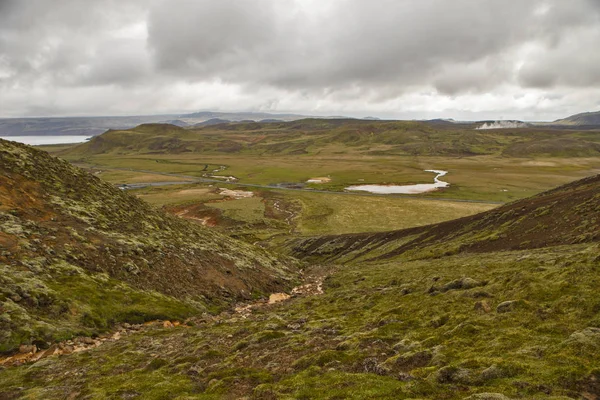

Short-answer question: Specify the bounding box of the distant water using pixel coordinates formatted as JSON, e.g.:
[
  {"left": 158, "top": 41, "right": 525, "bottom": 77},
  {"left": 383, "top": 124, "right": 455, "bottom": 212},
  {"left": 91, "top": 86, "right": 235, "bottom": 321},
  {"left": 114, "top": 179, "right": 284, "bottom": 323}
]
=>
[
  {"left": 0, "top": 135, "right": 92, "bottom": 145},
  {"left": 346, "top": 170, "right": 449, "bottom": 194}
]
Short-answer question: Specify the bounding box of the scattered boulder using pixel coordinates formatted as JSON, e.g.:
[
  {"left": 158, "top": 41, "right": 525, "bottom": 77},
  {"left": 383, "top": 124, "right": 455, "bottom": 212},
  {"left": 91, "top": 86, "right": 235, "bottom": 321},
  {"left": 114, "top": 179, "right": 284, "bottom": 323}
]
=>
[
  {"left": 163, "top": 321, "right": 174, "bottom": 328},
  {"left": 268, "top": 293, "right": 291, "bottom": 304},
  {"left": 562, "top": 327, "right": 600, "bottom": 350},
  {"left": 442, "top": 277, "right": 483, "bottom": 292},
  {"left": 361, "top": 357, "right": 389, "bottom": 376},
  {"left": 393, "top": 350, "right": 433, "bottom": 371},
  {"left": 83, "top": 337, "right": 95, "bottom": 345},
  {"left": 480, "top": 364, "right": 507, "bottom": 381},
  {"left": 464, "top": 394, "right": 512, "bottom": 400},
  {"left": 18, "top": 344, "right": 36, "bottom": 354},
  {"left": 474, "top": 300, "right": 492, "bottom": 313},
  {"left": 435, "top": 365, "right": 472, "bottom": 384},
  {"left": 497, "top": 300, "right": 518, "bottom": 313}
]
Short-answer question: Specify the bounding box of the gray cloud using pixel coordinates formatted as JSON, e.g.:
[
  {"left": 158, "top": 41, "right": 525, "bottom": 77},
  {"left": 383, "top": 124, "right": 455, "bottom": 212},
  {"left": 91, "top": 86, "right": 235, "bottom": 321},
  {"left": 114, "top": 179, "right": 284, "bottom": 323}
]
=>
[{"left": 1, "top": 0, "right": 600, "bottom": 119}]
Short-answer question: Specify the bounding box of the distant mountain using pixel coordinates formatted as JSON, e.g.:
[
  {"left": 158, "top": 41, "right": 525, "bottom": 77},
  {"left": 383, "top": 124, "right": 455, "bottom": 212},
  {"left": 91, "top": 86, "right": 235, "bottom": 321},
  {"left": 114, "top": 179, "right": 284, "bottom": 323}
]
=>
[
  {"left": 194, "top": 118, "right": 231, "bottom": 127},
  {"left": 554, "top": 110, "right": 600, "bottom": 126},
  {"left": 160, "top": 119, "right": 189, "bottom": 127},
  {"left": 0, "top": 115, "right": 179, "bottom": 137},
  {"left": 180, "top": 111, "right": 310, "bottom": 122}
]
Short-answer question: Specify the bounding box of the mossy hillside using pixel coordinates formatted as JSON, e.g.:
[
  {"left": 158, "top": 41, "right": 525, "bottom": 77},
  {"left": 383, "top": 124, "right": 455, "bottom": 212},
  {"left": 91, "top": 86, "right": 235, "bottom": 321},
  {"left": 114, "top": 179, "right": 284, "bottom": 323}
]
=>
[
  {"left": 1, "top": 244, "right": 599, "bottom": 398},
  {"left": 287, "top": 174, "right": 600, "bottom": 264},
  {"left": 0, "top": 139, "right": 299, "bottom": 352}
]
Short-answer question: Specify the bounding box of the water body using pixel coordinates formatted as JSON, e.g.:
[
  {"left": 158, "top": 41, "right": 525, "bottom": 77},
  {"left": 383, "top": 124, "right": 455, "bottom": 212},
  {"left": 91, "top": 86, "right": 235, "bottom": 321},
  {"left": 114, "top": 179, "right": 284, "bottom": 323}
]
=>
[
  {"left": 346, "top": 170, "right": 449, "bottom": 194},
  {"left": 0, "top": 135, "right": 92, "bottom": 145}
]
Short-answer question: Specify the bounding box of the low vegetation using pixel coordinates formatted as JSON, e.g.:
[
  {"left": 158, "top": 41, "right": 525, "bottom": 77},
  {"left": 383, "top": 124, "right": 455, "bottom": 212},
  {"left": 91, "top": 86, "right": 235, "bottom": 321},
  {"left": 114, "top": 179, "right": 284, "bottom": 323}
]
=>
[
  {"left": 1, "top": 119, "right": 599, "bottom": 399},
  {"left": 0, "top": 139, "right": 298, "bottom": 353}
]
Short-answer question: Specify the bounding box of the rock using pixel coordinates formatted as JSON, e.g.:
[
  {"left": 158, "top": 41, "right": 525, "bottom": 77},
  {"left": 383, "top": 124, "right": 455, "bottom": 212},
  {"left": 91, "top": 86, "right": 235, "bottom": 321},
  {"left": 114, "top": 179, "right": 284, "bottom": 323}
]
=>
[
  {"left": 83, "top": 337, "right": 95, "bottom": 345},
  {"left": 122, "top": 323, "right": 132, "bottom": 329},
  {"left": 564, "top": 327, "right": 600, "bottom": 348},
  {"left": 268, "top": 293, "right": 291, "bottom": 304},
  {"left": 480, "top": 364, "right": 506, "bottom": 381},
  {"left": 19, "top": 344, "right": 36, "bottom": 354},
  {"left": 474, "top": 300, "right": 492, "bottom": 313},
  {"left": 38, "top": 345, "right": 59, "bottom": 360},
  {"left": 163, "top": 320, "right": 174, "bottom": 328},
  {"left": 397, "top": 372, "right": 415, "bottom": 381},
  {"left": 287, "top": 323, "right": 301, "bottom": 331},
  {"left": 436, "top": 365, "right": 472, "bottom": 384},
  {"left": 361, "top": 357, "right": 389, "bottom": 376},
  {"left": 394, "top": 350, "right": 432, "bottom": 371},
  {"left": 442, "top": 277, "right": 481, "bottom": 292},
  {"left": 496, "top": 300, "right": 518, "bottom": 313},
  {"left": 463, "top": 394, "right": 511, "bottom": 400},
  {"left": 62, "top": 345, "right": 74, "bottom": 355}
]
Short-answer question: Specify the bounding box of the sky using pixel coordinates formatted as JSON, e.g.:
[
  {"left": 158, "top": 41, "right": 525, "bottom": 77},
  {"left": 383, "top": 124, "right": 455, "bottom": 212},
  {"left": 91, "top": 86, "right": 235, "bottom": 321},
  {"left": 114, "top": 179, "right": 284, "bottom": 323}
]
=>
[{"left": 1, "top": 0, "right": 599, "bottom": 121}]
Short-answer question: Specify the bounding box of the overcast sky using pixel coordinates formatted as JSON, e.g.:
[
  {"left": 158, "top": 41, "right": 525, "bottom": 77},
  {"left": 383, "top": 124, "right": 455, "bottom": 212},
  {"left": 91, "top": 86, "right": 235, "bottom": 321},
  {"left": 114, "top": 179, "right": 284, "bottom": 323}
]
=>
[{"left": 1, "top": 0, "right": 599, "bottom": 121}]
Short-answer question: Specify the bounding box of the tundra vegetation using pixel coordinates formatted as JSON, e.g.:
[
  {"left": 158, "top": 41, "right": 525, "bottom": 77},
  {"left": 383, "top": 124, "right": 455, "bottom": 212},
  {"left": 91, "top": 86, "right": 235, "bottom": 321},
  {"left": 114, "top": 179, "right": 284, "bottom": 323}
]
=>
[{"left": 1, "top": 119, "right": 599, "bottom": 399}]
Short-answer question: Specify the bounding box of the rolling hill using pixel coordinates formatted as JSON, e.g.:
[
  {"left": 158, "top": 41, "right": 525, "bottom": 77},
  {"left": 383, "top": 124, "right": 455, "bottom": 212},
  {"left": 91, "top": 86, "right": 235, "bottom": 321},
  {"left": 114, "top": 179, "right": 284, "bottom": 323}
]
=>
[
  {"left": 62, "top": 119, "right": 600, "bottom": 159},
  {"left": 554, "top": 110, "right": 600, "bottom": 126},
  {"left": 288, "top": 173, "right": 600, "bottom": 264},
  {"left": 0, "top": 138, "right": 297, "bottom": 353},
  {"left": 0, "top": 144, "right": 599, "bottom": 398}
]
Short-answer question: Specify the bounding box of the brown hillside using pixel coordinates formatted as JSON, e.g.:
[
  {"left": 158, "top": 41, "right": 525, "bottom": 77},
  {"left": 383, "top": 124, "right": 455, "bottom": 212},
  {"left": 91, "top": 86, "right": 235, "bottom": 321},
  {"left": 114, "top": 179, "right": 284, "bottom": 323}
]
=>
[{"left": 290, "top": 174, "right": 600, "bottom": 263}]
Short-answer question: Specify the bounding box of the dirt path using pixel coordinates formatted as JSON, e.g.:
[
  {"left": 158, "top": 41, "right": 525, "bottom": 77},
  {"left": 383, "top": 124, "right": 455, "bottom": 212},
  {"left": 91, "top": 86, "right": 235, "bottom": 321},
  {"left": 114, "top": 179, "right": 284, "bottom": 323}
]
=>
[{"left": 0, "top": 266, "right": 331, "bottom": 367}]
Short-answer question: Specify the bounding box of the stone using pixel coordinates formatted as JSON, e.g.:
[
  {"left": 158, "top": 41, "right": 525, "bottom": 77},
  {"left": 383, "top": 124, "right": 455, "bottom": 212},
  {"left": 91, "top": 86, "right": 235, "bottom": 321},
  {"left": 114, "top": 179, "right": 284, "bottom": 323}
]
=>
[
  {"left": 83, "top": 337, "right": 95, "bottom": 345},
  {"left": 463, "top": 393, "right": 511, "bottom": 400},
  {"left": 268, "top": 293, "right": 291, "bottom": 304},
  {"left": 496, "top": 300, "right": 518, "bottom": 313},
  {"left": 19, "top": 344, "right": 36, "bottom": 354},
  {"left": 436, "top": 366, "right": 472, "bottom": 384},
  {"left": 480, "top": 364, "right": 506, "bottom": 381},
  {"left": 474, "top": 300, "right": 492, "bottom": 313},
  {"left": 442, "top": 277, "right": 481, "bottom": 292},
  {"left": 163, "top": 320, "right": 174, "bottom": 328}
]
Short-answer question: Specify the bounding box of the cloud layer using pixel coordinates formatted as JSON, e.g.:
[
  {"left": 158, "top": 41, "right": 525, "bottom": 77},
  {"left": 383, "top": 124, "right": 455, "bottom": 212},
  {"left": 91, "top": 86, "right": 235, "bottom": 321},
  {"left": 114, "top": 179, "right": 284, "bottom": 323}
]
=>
[{"left": 1, "top": 0, "right": 600, "bottom": 119}]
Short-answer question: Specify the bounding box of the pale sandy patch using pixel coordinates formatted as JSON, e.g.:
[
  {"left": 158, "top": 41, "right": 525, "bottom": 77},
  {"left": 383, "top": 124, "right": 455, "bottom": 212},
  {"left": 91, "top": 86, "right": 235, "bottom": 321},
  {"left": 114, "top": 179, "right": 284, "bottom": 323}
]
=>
[
  {"left": 177, "top": 188, "right": 212, "bottom": 195},
  {"left": 521, "top": 161, "right": 557, "bottom": 167},
  {"left": 307, "top": 177, "right": 332, "bottom": 183},
  {"left": 219, "top": 188, "right": 254, "bottom": 198}
]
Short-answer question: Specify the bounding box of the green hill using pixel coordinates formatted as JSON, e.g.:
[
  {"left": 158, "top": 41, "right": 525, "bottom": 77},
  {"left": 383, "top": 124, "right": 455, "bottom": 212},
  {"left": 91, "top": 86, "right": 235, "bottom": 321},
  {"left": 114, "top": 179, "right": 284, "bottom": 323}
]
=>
[
  {"left": 554, "top": 110, "right": 600, "bottom": 126},
  {"left": 63, "top": 119, "right": 600, "bottom": 159},
  {"left": 288, "top": 173, "right": 600, "bottom": 264},
  {"left": 0, "top": 139, "right": 297, "bottom": 352}
]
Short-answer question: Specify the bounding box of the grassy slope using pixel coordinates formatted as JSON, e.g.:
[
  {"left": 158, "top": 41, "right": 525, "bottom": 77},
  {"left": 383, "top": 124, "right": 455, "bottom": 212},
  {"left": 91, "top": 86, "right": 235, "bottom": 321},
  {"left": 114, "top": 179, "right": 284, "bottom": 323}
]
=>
[
  {"left": 0, "top": 139, "right": 298, "bottom": 352},
  {"left": 288, "top": 174, "right": 600, "bottom": 264},
  {"left": 1, "top": 172, "right": 599, "bottom": 399}
]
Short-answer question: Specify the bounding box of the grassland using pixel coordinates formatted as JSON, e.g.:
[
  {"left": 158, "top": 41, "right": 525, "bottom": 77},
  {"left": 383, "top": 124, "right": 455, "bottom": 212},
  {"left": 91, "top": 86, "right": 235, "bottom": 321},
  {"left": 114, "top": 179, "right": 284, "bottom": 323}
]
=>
[
  {"left": 2, "top": 243, "right": 598, "bottom": 399},
  {"left": 57, "top": 152, "right": 599, "bottom": 203},
  {"left": 1, "top": 121, "right": 599, "bottom": 399}
]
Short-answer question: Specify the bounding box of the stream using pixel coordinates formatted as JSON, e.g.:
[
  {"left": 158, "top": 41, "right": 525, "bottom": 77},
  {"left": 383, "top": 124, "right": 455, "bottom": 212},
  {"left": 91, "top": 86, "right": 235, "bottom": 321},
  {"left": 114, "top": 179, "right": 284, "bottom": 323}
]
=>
[{"left": 345, "top": 169, "right": 449, "bottom": 194}]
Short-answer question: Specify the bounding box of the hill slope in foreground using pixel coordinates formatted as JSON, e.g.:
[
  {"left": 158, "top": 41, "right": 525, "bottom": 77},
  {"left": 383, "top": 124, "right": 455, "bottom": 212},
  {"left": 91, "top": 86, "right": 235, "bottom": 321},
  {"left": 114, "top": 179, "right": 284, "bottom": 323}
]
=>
[
  {"left": 0, "top": 139, "right": 297, "bottom": 353},
  {"left": 0, "top": 143, "right": 599, "bottom": 399}
]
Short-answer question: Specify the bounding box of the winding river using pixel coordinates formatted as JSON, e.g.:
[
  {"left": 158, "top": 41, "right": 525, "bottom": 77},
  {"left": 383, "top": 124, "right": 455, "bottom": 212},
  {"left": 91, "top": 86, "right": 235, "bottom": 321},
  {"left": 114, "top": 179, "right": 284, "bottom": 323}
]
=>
[{"left": 345, "top": 170, "right": 449, "bottom": 194}]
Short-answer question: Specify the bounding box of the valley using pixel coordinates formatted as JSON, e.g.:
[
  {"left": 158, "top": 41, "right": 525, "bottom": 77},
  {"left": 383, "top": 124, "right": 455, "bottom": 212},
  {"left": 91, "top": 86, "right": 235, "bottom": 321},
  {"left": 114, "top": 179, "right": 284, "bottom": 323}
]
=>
[{"left": 1, "top": 118, "right": 599, "bottom": 399}]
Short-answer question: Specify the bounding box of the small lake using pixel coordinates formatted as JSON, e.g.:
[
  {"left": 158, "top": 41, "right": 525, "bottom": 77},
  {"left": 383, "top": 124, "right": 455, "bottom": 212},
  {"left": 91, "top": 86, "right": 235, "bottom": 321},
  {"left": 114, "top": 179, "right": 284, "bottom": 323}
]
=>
[
  {"left": 0, "top": 135, "right": 92, "bottom": 145},
  {"left": 346, "top": 170, "right": 449, "bottom": 194}
]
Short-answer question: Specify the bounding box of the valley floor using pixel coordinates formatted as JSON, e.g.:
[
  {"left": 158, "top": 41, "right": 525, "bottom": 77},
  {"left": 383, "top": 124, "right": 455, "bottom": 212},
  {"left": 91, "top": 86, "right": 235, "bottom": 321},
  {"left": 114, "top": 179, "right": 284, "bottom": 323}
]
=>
[{"left": 2, "top": 244, "right": 599, "bottom": 399}]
